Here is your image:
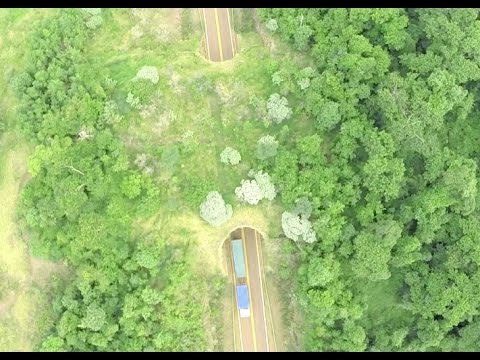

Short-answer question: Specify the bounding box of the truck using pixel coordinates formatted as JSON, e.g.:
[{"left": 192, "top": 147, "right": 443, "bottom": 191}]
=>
[
  {"left": 231, "top": 239, "right": 250, "bottom": 318},
  {"left": 236, "top": 284, "right": 250, "bottom": 318},
  {"left": 231, "top": 239, "right": 246, "bottom": 279}
]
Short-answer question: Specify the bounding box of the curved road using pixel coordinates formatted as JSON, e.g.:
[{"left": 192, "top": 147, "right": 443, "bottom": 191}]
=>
[
  {"left": 201, "top": 8, "right": 236, "bottom": 62},
  {"left": 226, "top": 227, "right": 275, "bottom": 352}
]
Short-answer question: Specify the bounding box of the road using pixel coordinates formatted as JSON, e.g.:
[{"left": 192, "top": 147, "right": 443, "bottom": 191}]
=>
[
  {"left": 227, "top": 227, "right": 273, "bottom": 352},
  {"left": 201, "top": 8, "right": 236, "bottom": 62}
]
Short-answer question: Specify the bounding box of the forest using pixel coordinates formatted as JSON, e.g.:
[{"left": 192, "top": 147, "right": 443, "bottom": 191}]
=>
[{"left": 1, "top": 8, "right": 480, "bottom": 352}]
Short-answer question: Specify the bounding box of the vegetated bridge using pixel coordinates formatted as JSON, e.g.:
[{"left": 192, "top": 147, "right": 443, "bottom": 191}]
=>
[
  {"left": 224, "top": 227, "right": 277, "bottom": 352},
  {"left": 200, "top": 8, "right": 237, "bottom": 62}
]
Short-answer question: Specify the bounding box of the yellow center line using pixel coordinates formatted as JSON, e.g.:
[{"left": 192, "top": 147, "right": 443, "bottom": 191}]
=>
[
  {"left": 229, "top": 237, "right": 244, "bottom": 352},
  {"left": 202, "top": 9, "right": 211, "bottom": 61},
  {"left": 254, "top": 230, "right": 270, "bottom": 351},
  {"left": 225, "top": 8, "right": 235, "bottom": 56},
  {"left": 241, "top": 227, "right": 257, "bottom": 351},
  {"left": 214, "top": 8, "right": 224, "bottom": 62}
]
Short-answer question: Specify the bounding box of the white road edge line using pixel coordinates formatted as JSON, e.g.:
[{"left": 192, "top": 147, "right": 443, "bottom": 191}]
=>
[
  {"left": 254, "top": 229, "right": 270, "bottom": 351},
  {"left": 202, "top": 8, "right": 211, "bottom": 61}
]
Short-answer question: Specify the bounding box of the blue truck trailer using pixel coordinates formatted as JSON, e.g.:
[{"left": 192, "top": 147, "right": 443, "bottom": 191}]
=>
[
  {"left": 231, "top": 239, "right": 246, "bottom": 279},
  {"left": 236, "top": 284, "right": 250, "bottom": 318},
  {"left": 231, "top": 239, "right": 250, "bottom": 318}
]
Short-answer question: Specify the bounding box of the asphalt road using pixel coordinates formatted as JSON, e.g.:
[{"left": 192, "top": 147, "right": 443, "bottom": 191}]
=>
[
  {"left": 202, "top": 8, "right": 236, "bottom": 62},
  {"left": 228, "top": 227, "right": 271, "bottom": 352}
]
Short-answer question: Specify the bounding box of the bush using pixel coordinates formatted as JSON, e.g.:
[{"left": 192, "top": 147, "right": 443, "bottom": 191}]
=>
[
  {"left": 86, "top": 15, "right": 103, "bottom": 29},
  {"left": 266, "top": 19, "right": 278, "bottom": 32},
  {"left": 81, "top": 9, "right": 103, "bottom": 29},
  {"left": 81, "top": 8, "right": 102, "bottom": 16},
  {"left": 126, "top": 92, "right": 142, "bottom": 109},
  {"left": 182, "top": 176, "right": 217, "bottom": 209},
  {"left": 297, "top": 78, "right": 310, "bottom": 90},
  {"left": 135, "top": 66, "right": 159, "bottom": 84},
  {"left": 220, "top": 146, "right": 241, "bottom": 165},
  {"left": 267, "top": 93, "right": 292, "bottom": 124},
  {"left": 256, "top": 135, "right": 279, "bottom": 160},
  {"left": 199, "top": 191, "right": 233, "bottom": 226}
]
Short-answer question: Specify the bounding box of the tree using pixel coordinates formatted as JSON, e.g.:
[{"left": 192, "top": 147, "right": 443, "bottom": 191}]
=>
[
  {"left": 281, "top": 211, "right": 316, "bottom": 243},
  {"left": 256, "top": 135, "right": 279, "bottom": 160},
  {"left": 351, "top": 220, "right": 402, "bottom": 281},
  {"left": 199, "top": 191, "right": 233, "bottom": 226},
  {"left": 266, "top": 93, "right": 292, "bottom": 124},
  {"left": 220, "top": 146, "right": 241, "bottom": 165},
  {"left": 79, "top": 304, "right": 107, "bottom": 332},
  {"left": 235, "top": 179, "right": 263, "bottom": 205},
  {"left": 235, "top": 170, "right": 276, "bottom": 205},
  {"left": 265, "top": 19, "right": 278, "bottom": 32}
]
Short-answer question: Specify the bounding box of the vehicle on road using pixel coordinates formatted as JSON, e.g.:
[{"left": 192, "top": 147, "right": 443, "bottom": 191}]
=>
[
  {"left": 231, "top": 238, "right": 250, "bottom": 318},
  {"left": 236, "top": 284, "right": 250, "bottom": 318}
]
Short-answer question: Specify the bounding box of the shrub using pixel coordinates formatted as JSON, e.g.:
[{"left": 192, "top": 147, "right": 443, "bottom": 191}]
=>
[
  {"left": 182, "top": 177, "right": 217, "bottom": 209},
  {"left": 267, "top": 93, "right": 292, "bottom": 124},
  {"left": 81, "top": 9, "right": 103, "bottom": 30},
  {"left": 199, "top": 191, "right": 233, "bottom": 226},
  {"left": 86, "top": 15, "right": 103, "bottom": 29},
  {"left": 135, "top": 66, "right": 159, "bottom": 84},
  {"left": 271, "top": 71, "right": 284, "bottom": 86},
  {"left": 99, "top": 100, "right": 124, "bottom": 126},
  {"left": 81, "top": 8, "right": 102, "bottom": 16},
  {"left": 256, "top": 135, "right": 279, "bottom": 160},
  {"left": 220, "top": 146, "right": 241, "bottom": 165},
  {"left": 297, "top": 77, "right": 310, "bottom": 90},
  {"left": 10, "top": 72, "right": 33, "bottom": 96},
  {"left": 126, "top": 92, "right": 142, "bottom": 109},
  {"left": 266, "top": 19, "right": 278, "bottom": 32}
]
